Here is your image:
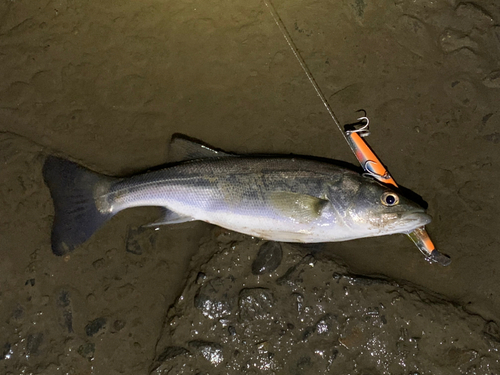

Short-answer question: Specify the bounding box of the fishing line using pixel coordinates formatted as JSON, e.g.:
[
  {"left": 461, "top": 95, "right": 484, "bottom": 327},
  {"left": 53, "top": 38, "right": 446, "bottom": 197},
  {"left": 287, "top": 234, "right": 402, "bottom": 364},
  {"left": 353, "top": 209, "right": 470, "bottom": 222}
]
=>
[{"left": 262, "top": 0, "right": 351, "bottom": 150}]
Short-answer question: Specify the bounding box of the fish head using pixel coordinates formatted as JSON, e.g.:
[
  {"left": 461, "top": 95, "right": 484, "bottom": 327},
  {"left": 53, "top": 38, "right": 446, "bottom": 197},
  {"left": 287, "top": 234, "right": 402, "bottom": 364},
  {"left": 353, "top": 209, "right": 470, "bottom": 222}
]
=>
[{"left": 342, "top": 177, "right": 431, "bottom": 237}]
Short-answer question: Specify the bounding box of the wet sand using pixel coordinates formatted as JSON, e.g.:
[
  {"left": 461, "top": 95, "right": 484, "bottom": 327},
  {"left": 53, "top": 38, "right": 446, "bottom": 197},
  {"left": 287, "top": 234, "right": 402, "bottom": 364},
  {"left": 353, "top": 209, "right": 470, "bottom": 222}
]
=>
[{"left": 1, "top": 0, "right": 499, "bottom": 373}]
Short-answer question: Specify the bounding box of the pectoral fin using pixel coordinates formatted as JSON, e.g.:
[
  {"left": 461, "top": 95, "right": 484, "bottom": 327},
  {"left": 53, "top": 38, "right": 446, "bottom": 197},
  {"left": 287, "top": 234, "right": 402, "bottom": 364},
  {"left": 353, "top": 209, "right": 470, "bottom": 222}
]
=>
[
  {"left": 269, "top": 192, "right": 330, "bottom": 223},
  {"left": 144, "top": 208, "right": 194, "bottom": 227}
]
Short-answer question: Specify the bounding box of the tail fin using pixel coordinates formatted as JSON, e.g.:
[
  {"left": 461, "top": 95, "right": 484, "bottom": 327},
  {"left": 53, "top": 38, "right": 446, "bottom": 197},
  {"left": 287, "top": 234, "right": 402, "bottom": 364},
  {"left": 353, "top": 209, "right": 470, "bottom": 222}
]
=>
[{"left": 43, "top": 156, "right": 117, "bottom": 255}]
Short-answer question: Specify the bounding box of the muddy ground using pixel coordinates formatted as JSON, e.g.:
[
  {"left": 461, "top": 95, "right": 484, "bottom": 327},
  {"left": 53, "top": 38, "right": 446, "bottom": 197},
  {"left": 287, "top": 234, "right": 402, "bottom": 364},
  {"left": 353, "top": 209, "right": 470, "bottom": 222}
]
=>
[{"left": 0, "top": 0, "right": 499, "bottom": 373}]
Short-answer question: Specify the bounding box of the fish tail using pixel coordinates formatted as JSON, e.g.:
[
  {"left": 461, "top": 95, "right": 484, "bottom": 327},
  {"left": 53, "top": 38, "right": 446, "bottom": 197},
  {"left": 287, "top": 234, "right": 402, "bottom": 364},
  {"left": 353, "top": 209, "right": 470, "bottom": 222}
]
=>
[{"left": 43, "top": 156, "right": 117, "bottom": 256}]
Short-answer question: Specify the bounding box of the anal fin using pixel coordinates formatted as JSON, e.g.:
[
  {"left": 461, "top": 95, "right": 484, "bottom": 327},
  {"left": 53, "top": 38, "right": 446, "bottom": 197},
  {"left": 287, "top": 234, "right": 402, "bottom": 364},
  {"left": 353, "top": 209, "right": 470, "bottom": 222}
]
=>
[{"left": 144, "top": 208, "right": 194, "bottom": 227}]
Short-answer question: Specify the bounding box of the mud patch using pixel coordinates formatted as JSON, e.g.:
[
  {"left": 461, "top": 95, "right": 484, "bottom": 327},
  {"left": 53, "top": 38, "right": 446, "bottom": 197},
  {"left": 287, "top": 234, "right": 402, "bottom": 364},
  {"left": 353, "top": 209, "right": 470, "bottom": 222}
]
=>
[{"left": 152, "top": 231, "right": 500, "bottom": 374}]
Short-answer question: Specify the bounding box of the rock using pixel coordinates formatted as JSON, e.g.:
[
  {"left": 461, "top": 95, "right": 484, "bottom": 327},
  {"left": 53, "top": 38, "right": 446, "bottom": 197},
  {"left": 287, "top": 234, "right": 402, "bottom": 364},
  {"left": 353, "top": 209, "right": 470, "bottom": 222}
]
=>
[
  {"left": 251, "top": 241, "right": 282, "bottom": 275},
  {"left": 85, "top": 317, "right": 107, "bottom": 337},
  {"left": 77, "top": 343, "right": 95, "bottom": 360},
  {"left": 238, "top": 288, "right": 274, "bottom": 321},
  {"left": 194, "top": 277, "right": 233, "bottom": 319},
  {"left": 188, "top": 341, "right": 223, "bottom": 366}
]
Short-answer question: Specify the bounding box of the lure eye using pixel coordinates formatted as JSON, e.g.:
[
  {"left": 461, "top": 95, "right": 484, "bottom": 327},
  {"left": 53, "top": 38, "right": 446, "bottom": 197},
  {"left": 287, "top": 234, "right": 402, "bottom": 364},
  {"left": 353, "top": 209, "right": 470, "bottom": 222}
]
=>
[{"left": 381, "top": 192, "right": 399, "bottom": 206}]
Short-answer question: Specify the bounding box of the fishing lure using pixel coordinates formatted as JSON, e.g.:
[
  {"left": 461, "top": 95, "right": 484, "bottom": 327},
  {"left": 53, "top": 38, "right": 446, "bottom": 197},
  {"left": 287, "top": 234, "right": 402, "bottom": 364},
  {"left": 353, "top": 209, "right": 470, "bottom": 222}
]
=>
[{"left": 346, "top": 117, "right": 451, "bottom": 266}]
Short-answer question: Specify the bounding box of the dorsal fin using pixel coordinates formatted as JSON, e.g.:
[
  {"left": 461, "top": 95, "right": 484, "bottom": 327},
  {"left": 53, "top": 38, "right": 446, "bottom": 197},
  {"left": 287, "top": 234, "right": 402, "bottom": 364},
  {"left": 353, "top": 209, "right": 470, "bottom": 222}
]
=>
[{"left": 168, "top": 134, "right": 235, "bottom": 163}]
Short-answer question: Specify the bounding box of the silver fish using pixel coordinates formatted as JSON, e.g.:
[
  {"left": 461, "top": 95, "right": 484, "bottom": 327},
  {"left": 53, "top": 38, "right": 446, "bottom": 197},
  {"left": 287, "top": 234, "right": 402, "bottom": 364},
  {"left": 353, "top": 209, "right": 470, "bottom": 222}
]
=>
[{"left": 43, "top": 137, "right": 431, "bottom": 255}]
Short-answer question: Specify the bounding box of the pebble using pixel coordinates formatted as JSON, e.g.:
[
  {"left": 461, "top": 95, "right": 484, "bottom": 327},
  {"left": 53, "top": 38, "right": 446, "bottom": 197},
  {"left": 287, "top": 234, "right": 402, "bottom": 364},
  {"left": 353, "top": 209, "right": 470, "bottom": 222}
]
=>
[
  {"left": 194, "top": 277, "right": 233, "bottom": 319},
  {"left": 188, "top": 340, "right": 223, "bottom": 366},
  {"left": 251, "top": 241, "right": 283, "bottom": 275},
  {"left": 238, "top": 288, "right": 274, "bottom": 321},
  {"left": 77, "top": 342, "right": 95, "bottom": 360},
  {"left": 85, "top": 317, "right": 107, "bottom": 337}
]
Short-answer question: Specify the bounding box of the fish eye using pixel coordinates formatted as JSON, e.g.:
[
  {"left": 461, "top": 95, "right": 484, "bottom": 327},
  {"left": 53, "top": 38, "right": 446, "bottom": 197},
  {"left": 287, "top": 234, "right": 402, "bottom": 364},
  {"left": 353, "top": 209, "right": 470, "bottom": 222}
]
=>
[{"left": 381, "top": 192, "right": 399, "bottom": 206}]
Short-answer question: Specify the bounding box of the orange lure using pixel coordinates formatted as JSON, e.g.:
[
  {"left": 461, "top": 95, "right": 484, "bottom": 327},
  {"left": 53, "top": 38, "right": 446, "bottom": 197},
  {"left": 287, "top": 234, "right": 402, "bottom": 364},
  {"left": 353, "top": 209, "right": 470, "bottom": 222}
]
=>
[{"left": 346, "top": 118, "right": 450, "bottom": 266}]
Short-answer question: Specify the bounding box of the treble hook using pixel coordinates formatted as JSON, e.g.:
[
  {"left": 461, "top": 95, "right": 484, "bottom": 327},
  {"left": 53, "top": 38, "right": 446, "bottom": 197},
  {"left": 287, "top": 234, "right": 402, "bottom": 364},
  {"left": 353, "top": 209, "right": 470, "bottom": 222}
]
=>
[
  {"left": 362, "top": 160, "right": 391, "bottom": 180},
  {"left": 355, "top": 116, "right": 369, "bottom": 131},
  {"left": 345, "top": 116, "right": 370, "bottom": 138}
]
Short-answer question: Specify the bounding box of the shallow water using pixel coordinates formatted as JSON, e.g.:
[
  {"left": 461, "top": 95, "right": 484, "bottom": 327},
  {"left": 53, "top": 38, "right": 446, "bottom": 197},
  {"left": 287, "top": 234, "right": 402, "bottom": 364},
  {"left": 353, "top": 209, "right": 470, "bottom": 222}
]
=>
[{"left": 1, "top": 0, "right": 499, "bottom": 373}]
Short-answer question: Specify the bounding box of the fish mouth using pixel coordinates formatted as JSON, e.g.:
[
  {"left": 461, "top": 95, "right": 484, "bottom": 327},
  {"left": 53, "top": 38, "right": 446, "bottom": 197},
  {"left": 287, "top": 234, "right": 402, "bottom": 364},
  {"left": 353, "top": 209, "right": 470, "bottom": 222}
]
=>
[{"left": 400, "top": 211, "right": 432, "bottom": 229}]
